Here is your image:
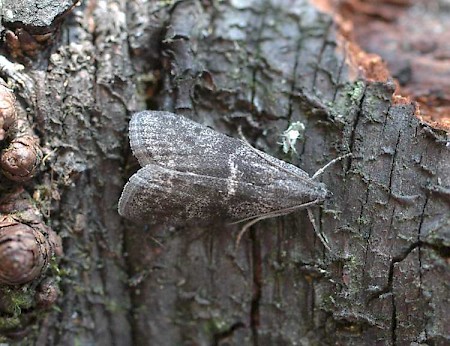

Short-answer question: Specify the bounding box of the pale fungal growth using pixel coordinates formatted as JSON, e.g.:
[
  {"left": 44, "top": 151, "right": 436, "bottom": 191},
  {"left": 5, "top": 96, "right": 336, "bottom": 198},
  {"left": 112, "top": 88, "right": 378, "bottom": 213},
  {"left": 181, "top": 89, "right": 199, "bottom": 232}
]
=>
[
  {"left": 279, "top": 121, "right": 305, "bottom": 154},
  {"left": 0, "top": 220, "right": 52, "bottom": 286}
]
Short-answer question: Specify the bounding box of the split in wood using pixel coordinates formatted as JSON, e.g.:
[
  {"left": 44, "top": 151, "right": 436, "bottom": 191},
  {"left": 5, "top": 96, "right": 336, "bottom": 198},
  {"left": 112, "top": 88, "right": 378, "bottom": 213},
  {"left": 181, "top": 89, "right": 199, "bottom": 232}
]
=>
[{"left": 3, "top": 29, "right": 53, "bottom": 60}]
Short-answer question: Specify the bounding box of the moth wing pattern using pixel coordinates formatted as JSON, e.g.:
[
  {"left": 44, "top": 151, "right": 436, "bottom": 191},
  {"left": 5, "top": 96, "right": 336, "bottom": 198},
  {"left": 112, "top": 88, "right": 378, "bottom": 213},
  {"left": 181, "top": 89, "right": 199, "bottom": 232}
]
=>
[
  {"left": 120, "top": 111, "right": 329, "bottom": 225},
  {"left": 129, "top": 111, "right": 215, "bottom": 168},
  {"left": 119, "top": 164, "right": 225, "bottom": 224},
  {"left": 129, "top": 111, "right": 312, "bottom": 179},
  {"left": 119, "top": 163, "right": 312, "bottom": 224}
]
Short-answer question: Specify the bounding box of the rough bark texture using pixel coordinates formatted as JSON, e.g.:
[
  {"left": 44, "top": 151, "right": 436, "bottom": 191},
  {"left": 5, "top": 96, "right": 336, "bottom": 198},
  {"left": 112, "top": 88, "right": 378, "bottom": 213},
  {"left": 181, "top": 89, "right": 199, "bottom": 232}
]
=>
[{"left": 0, "top": 0, "right": 448, "bottom": 345}]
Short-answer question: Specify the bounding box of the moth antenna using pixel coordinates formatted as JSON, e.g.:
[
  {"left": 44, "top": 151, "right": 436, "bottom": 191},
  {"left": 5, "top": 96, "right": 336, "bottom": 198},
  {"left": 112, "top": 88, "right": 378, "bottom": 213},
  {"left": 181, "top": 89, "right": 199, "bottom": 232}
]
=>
[
  {"left": 237, "top": 126, "right": 312, "bottom": 183},
  {"left": 307, "top": 207, "right": 331, "bottom": 251},
  {"left": 311, "top": 153, "right": 352, "bottom": 180}
]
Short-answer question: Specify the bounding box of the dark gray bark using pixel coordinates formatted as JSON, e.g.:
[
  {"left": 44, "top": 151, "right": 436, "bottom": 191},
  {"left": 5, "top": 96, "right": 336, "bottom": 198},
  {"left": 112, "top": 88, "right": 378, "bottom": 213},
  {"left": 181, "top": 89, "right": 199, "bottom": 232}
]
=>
[{"left": 0, "top": 0, "right": 448, "bottom": 345}]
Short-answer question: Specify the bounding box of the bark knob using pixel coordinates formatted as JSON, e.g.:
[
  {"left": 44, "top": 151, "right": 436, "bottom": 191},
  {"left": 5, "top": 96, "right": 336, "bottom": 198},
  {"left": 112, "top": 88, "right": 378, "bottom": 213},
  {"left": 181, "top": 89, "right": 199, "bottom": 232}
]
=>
[
  {"left": 35, "top": 279, "right": 58, "bottom": 308},
  {"left": 0, "top": 223, "right": 51, "bottom": 285},
  {"left": 1, "top": 136, "right": 42, "bottom": 182}
]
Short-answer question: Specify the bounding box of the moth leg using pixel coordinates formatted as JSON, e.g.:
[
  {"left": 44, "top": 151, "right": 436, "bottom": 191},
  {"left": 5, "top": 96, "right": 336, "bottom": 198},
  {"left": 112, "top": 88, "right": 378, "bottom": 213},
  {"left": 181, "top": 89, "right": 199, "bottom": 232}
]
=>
[
  {"left": 235, "top": 210, "right": 290, "bottom": 248},
  {"left": 231, "top": 199, "right": 321, "bottom": 226},
  {"left": 234, "top": 199, "right": 323, "bottom": 249},
  {"left": 235, "top": 207, "right": 331, "bottom": 251},
  {"left": 235, "top": 218, "right": 262, "bottom": 249},
  {"left": 307, "top": 207, "right": 331, "bottom": 251},
  {"left": 312, "top": 153, "right": 352, "bottom": 180}
]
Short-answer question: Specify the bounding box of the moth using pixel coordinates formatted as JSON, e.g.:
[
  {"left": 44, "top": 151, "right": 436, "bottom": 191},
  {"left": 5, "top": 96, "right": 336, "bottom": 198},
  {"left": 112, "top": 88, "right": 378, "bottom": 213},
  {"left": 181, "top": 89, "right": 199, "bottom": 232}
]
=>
[{"left": 119, "top": 111, "right": 342, "bottom": 247}]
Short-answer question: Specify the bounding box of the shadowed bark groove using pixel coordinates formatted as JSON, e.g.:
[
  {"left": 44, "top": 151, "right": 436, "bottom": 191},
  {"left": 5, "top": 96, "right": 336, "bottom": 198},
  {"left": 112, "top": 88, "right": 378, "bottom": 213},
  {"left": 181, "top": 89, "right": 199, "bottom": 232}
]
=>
[{"left": 0, "top": 0, "right": 447, "bottom": 345}]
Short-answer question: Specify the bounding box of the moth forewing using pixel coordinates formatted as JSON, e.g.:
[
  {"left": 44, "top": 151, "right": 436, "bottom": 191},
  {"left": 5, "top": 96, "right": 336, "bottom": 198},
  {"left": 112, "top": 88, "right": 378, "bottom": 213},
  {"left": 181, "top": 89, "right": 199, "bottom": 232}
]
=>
[
  {"left": 118, "top": 162, "right": 328, "bottom": 225},
  {"left": 129, "top": 111, "right": 313, "bottom": 180},
  {"left": 129, "top": 110, "right": 234, "bottom": 171},
  {"left": 119, "top": 164, "right": 228, "bottom": 224}
]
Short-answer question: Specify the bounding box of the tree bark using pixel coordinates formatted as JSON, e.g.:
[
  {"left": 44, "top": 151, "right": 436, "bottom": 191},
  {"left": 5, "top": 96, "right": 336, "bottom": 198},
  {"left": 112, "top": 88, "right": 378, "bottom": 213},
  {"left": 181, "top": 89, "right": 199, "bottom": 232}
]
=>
[{"left": 0, "top": 0, "right": 448, "bottom": 345}]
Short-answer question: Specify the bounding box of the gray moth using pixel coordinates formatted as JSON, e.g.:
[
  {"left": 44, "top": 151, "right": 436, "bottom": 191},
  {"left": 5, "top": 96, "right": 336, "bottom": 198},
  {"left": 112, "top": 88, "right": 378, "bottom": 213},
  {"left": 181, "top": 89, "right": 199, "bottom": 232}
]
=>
[{"left": 118, "top": 111, "right": 330, "bottom": 229}]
